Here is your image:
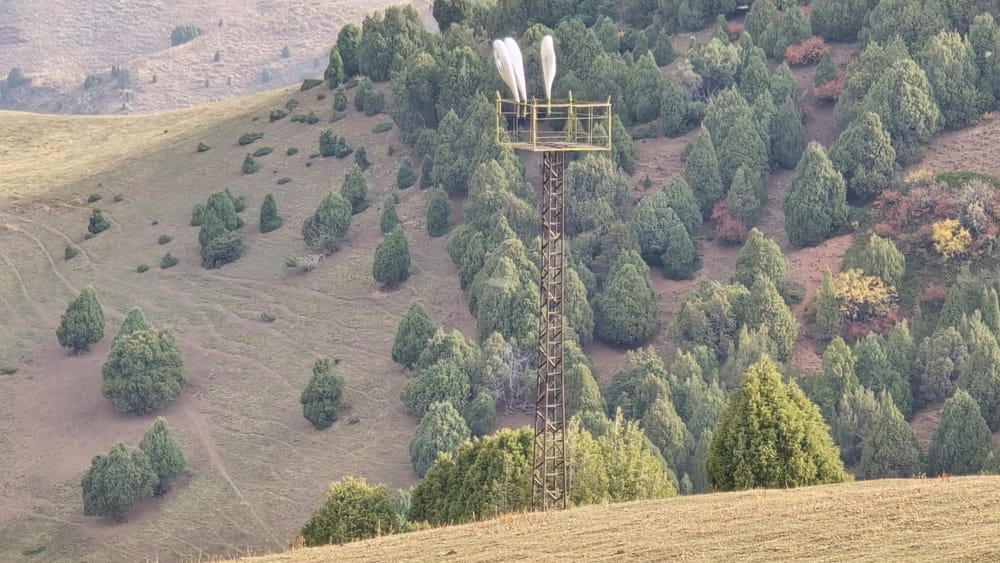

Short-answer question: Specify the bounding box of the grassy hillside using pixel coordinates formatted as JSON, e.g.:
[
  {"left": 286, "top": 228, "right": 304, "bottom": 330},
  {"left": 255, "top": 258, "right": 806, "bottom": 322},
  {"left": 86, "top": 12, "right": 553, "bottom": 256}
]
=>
[{"left": 237, "top": 477, "right": 1000, "bottom": 562}]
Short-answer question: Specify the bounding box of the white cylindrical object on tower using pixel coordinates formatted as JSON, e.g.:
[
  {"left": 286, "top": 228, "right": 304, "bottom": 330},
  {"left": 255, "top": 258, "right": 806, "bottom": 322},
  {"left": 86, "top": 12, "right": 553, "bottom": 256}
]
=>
[
  {"left": 541, "top": 35, "right": 556, "bottom": 103},
  {"left": 492, "top": 39, "right": 519, "bottom": 104},
  {"left": 503, "top": 37, "right": 528, "bottom": 105}
]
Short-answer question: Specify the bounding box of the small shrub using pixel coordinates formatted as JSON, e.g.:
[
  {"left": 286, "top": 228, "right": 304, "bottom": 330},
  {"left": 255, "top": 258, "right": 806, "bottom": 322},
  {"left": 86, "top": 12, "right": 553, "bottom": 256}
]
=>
[
  {"left": 631, "top": 123, "right": 658, "bottom": 139},
  {"left": 711, "top": 202, "right": 749, "bottom": 245},
  {"left": 252, "top": 146, "right": 274, "bottom": 157},
  {"left": 84, "top": 73, "right": 101, "bottom": 89},
  {"left": 834, "top": 269, "right": 895, "bottom": 322},
  {"left": 306, "top": 110, "right": 320, "bottom": 125},
  {"left": 113, "top": 194, "right": 124, "bottom": 202},
  {"left": 373, "top": 122, "right": 394, "bottom": 134},
  {"left": 319, "top": 129, "right": 337, "bottom": 157},
  {"left": 86, "top": 194, "right": 103, "bottom": 205},
  {"left": 365, "top": 90, "right": 387, "bottom": 115},
  {"left": 88, "top": 209, "right": 110, "bottom": 235},
  {"left": 785, "top": 37, "right": 828, "bottom": 66},
  {"left": 277, "top": 177, "right": 292, "bottom": 185},
  {"left": 355, "top": 147, "right": 370, "bottom": 170},
  {"left": 290, "top": 113, "right": 307, "bottom": 123},
  {"left": 426, "top": 188, "right": 450, "bottom": 237},
  {"left": 301, "top": 358, "right": 344, "bottom": 429},
  {"left": 157, "top": 234, "right": 171, "bottom": 245},
  {"left": 334, "top": 89, "right": 348, "bottom": 112},
  {"left": 316, "top": 93, "right": 326, "bottom": 101},
  {"left": 931, "top": 219, "right": 972, "bottom": 262},
  {"left": 260, "top": 69, "right": 273, "bottom": 83},
  {"left": 301, "top": 78, "right": 323, "bottom": 91},
  {"left": 214, "top": 51, "right": 221, "bottom": 63},
  {"left": 65, "top": 245, "right": 79, "bottom": 260},
  {"left": 334, "top": 136, "right": 352, "bottom": 158},
  {"left": 238, "top": 132, "right": 263, "bottom": 146},
  {"left": 285, "top": 99, "right": 300, "bottom": 112},
  {"left": 191, "top": 204, "right": 205, "bottom": 226},
  {"left": 170, "top": 25, "right": 202, "bottom": 46},
  {"left": 196, "top": 142, "right": 210, "bottom": 153},
  {"left": 242, "top": 154, "right": 260, "bottom": 175},
  {"left": 288, "top": 146, "right": 301, "bottom": 156},
  {"left": 160, "top": 253, "right": 178, "bottom": 269},
  {"left": 136, "top": 264, "right": 149, "bottom": 273},
  {"left": 329, "top": 111, "right": 347, "bottom": 123},
  {"left": 397, "top": 158, "right": 416, "bottom": 189},
  {"left": 281, "top": 45, "right": 291, "bottom": 59},
  {"left": 269, "top": 109, "right": 289, "bottom": 122},
  {"left": 260, "top": 194, "right": 283, "bottom": 233}
]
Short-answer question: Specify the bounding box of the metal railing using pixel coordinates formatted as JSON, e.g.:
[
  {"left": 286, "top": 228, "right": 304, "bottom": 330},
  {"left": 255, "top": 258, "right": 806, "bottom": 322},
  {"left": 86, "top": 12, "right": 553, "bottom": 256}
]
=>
[{"left": 495, "top": 92, "right": 613, "bottom": 153}]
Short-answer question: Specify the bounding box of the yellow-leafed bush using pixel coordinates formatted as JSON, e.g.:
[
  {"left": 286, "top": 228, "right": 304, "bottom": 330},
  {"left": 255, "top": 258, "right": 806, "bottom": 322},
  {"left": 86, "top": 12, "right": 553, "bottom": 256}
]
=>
[
  {"left": 834, "top": 269, "right": 895, "bottom": 321},
  {"left": 931, "top": 219, "right": 971, "bottom": 262},
  {"left": 903, "top": 168, "right": 935, "bottom": 186}
]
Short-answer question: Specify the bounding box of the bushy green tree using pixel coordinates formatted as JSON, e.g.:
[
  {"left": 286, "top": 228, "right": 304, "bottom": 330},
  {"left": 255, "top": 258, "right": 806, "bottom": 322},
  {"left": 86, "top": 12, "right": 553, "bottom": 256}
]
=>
[
  {"left": 426, "top": 187, "right": 450, "bottom": 237},
  {"left": 927, "top": 389, "right": 990, "bottom": 476},
  {"left": 685, "top": 128, "right": 725, "bottom": 214},
  {"left": 114, "top": 307, "right": 151, "bottom": 346},
  {"left": 402, "top": 360, "right": 471, "bottom": 418},
  {"left": 937, "top": 284, "right": 967, "bottom": 332},
  {"left": 463, "top": 391, "right": 496, "bottom": 437},
  {"left": 419, "top": 156, "right": 434, "bottom": 189},
  {"left": 410, "top": 401, "right": 470, "bottom": 477},
  {"left": 101, "top": 328, "right": 185, "bottom": 415},
  {"left": 662, "top": 82, "right": 692, "bottom": 138},
  {"left": 718, "top": 114, "right": 768, "bottom": 190},
  {"left": 770, "top": 96, "right": 806, "bottom": 170},
  {"left": 642, "top": 398, "right": 691, "bottom": 471},
  {"left": 744, "top": 276, "right": 798, "bottom": 362},
  {"left": 56, "top": 286, "right": 105, "bottom": 353},
  {"left": 725, "top": 166, "right": 761, "bottom": 226},
  {"left": 854, "top": 333, "right": 911, "bottom": 417},
  {"left": 565, "top": 267, "right": 594, "bottom": 345},
  {"left": 959, "top": 316, "right": 1000, "bottom": 431},
  {"left": 606, "top": 347, "right": 668, "bottom": 421},
  {"left": 834, "top": 37, "right": 911, "bottom": 130},
  {"left": 814, "top": 51, "right": 837, "bottom": 88},
  {"left": 744, "top": 0, "right": 777, "bottom": 46},
  {"left": 334, "top": 88, "right": 348, "bottom": 112},
  {"left": 855, "top": 234, "right": 905, "bottom": 287},
  {"left": 432, "top": 0, "right": 471, "bottom": 31},
  {"left": 814, "top": 337, "right": 858, "bottom": 422},
  {"left": 862, "top": 59, "right": 941, "bottom": 165},
  {"left": 970, "top": 14, "right": 1000, "bottom": 108},
  {"left": 632, "top": 191, "right": 677, "bottom": 266},
  {"left": 732, "top": 228, "right": 787, "bottom": 295},
  {"left": 762, "top": 5, "right": 811, "bottom": 60},
  {"left": 566, "top": 363, "right": 606, "bottom": 421},
  {"left": 566, "top": 155, "right": 629, "bottom": 236},
  {"left": 379, "top": 196, "right": 400, "bottom": 236},
  {"left": 303, "top": 192, "right": 352, "bottom": 252},
  {"left": 859, "top": 0, "right": 947, "bottom": 53},
  {"left": 915, "top": 327, "right": 967, "bottom": 408},
  {"left": 88, "top": 209, "right": 110, "bottom": 235},
  {"left": 859, "top": 392, "right": 921, "bottom": 478},
  {"left": 336, "top": 24, "right": 362, "bottom": 76},
  {"left": 707, "top": 356, "right": 848, "bottom": 491},
  {"left": 831, "top": 384, "right": 879, "bottom": 465},
  {"left": 917, "top": 31, "right": 980, "bottom": 130},
  {"left": 392, "top": 301, "right": 437, "bottom": 369},
  {"left": 691, "top": 37, "right": 742, "bottom": 90},
  {"left": 983, "top": 288, "right": 1000, "bottom": 336},
  {"left": 324, "top": 46, "right": 344, "bottom": 88},
  {"left": 594, "top": 252, "right": 658, "bottom": 347},
  {"left": 661, "top": 211, "right": 697, "bottom": 280},
  {"left": 259, "top": 193, "right": 283, "bottom": 233},
  {"left": 626, "top": 52, "right": 663, "bottom": 123},
  {"left": 138, "top": 417, "right": 185, "bottom": 495},
  {"left": 81, "top": 442, "right": 156, "bottom": 521},
  {"left": 783, "top": 142, "right": 849, "bottom": 247},
  {"left": 719, "top": 324, "right": 778, "bottom": 391},
  {"left": 373, "top": 225, "right": 411, "bottom": 287},
  {"left": 738, "top": 47, "right": 771, "bottom": 103},
  {"left": 815, "top": 268, "right": 844, "bottom": 341},
  {"left": 673, "top": 281, "right": 745, "bottom": 361},
  {"left": 475, "top": 257, "right": 536, "bottom": 346},
  {"left": 300, "top": 358, "right": 345, "bottom": 430},
  {"left": 396, "top": 158, "right": 417, "bottom": 189},
  {"left": 340, "top": 165, "right": 368, "bottom": 214},
  {"left": 300, "top": 477, "right": 399, "bottom": 546},
  {"left": 811, "top": 0, "right": 868, "bottom": 42},
  {"left": 829, "top": 112, "right": 897, "bottom": 201},
  {"left": 661, "top": 176, "right": 702, "bottom": 239}
]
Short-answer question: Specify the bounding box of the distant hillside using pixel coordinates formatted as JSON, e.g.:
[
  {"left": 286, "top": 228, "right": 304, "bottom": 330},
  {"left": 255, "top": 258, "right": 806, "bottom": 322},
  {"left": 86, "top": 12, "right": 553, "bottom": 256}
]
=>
[
  {"left": 0, "top": 0, "right": 432, "bottom": 114},
  {"left": 236, "top": 477, "right": 1000, "bottom": 562}
]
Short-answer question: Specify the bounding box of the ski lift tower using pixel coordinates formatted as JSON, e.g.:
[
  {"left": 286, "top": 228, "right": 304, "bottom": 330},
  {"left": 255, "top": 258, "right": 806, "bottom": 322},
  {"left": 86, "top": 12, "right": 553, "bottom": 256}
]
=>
[{"left": 494, "top": 40, "right": 612, "bottom": 511}]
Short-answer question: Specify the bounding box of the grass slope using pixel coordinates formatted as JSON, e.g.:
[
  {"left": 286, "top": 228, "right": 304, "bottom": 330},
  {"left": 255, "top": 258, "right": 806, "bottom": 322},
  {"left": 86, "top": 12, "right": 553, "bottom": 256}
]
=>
[{"left": 241, "top": 477, "right": 1000, "bottom": 562}]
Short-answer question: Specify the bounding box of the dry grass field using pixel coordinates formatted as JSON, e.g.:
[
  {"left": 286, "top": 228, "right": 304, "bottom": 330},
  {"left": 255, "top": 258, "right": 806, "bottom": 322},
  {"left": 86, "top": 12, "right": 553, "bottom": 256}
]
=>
[
  {"left": 0, "top": 0, "right": 433, "bottom": 114},
  {"left": 238, "top": 476, "right": 1000, "bottom": 562}
]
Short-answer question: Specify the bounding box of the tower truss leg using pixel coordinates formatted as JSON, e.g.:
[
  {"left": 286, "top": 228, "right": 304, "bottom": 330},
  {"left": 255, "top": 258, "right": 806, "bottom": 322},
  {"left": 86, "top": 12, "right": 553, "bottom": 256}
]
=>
[{"left": 532, "top": 150, "right": 567, "bottom": 512}]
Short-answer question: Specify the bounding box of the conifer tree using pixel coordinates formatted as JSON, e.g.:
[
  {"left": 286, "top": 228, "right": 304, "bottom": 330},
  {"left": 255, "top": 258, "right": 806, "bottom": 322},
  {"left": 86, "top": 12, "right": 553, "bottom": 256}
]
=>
[
  {"left": 831, "top": 385, "right": 879, "bottom": 466},
  {"left": 859, "top": 391, "right": 922, "bottom": 478},
  {"left": 300, "top": 477, "right": 399, "bottom": 546},
  {"left": 661, "top": 211, "right": 697, "bottom": 280},
  {"left": 334, "top": 88, "right": 348, "bottom": 112},
  {"left": 724, "top": 166, "right": 760, "bottom": 226},
  {"left": 138, "top": 417, "right": 186, "bottom": 496},
  {"left": 959, "top": 316, "right": 1000, "bottom": 431},
  {"left": 426, "top": 187, "right": 450, "bottom": 237},
  {"left": 325, "top": 46, "right": 344, "bottom": 87},
  {"left": 744, "top": 0, "right": 776, "bottom": 47},
  {"left": 259, "top": 193, "right": 283, "bottom": 233},
  {"left": 915, "top": 327, "right": 967, "bottom": 407},
  {"left": 475, "top": 257, "right": 536, "bottom": 346},
  {"left": 610, "top": 115, "right": 636, "bottom": 174},
  {"left": 732, "top": 228, "right": 788, "bottom": 295},
  {"left": 432, "top": 110, "right": 473, "bottom": 195},
  {"left": 380, "top": 195, "right": 400, "bottom": 235},
  {"left": 982, "top": 288, "right": 1000, "bottom": 336},
  {"left": 738, "top": 48, "right": 771, "bottom": 103},
  {"left": 57, "top": 286, "right": 106, "bottom": 353},
  {"left": 113, "top": 306, "right": 150, "bottom": 346},
  {"left": 829, "top": 112, "right": 897, "bottom": 201},
  {"left": 783, "top": 142, "right": 849, "bottom": 248},
  {"left": 770, "top": 63, "right": 797, "bottom": 107},
  {"left": 937, "top": 284, "right": 967, "bottom": 331},
  {"left": 419, "top": 156, "right": 434, "bottom": 189},
  {"left": 707, "top": 356, "right": 848, "bottom": 491},
  {"left": 409, "top": 401, "right": 470, "bottom": 477},
  {"left": 565, "top": 267, "right": 595, "bottom": 344},
  {"left": 684, "top": 128, "right": 725, "bottom": 214},
  {"left": 859, "top": 0, "right": 947, "bottom": 53},
  {"left": 814, "top": 51, "right": 837, "bottom": 87},
  {"left": 81, "top": 442, "right": 157, "bottom": 521},
  {"left": 855, "top": 233, "right": 905, "bottom": 287},
  {"left": 918, "top": 31, "right": 980, "bottom": 130},
  {"left": 101, "top": 328, "right": 185, "bottom": 415},
  {"left": 626, "top": 52, "right": 663, "bottom": 123},
  {"left": 340, "top": 165, "right": 368, "bottom": 214},
  {"left": 373, "top": 225, "right": 411, "bottom": 286},
  {"left": 397, "top": 158, "right": 417, "bottom": 189},
  {"left": 811, "top": 0, "right": 868, "bottom": 42},
  {"left": 861, "top": 59, "right": 941, "bottom": 165},
  {"left": 593, "top": 251, "right": 658, "bottom": 347},
  {"left": 770, "top": 96, "right": 806, "bottom": 170},
  {"left": 969, "top": 14, "right": 1000, "bottom": 108},
  {"left": 834, "top": 37, "right": 911, "bottom": 130},
  {"left": 815, "top": 267, "right": 844, "bottom": 341},
  {"left": 88, "top": 209, "right": 111, "bottom": 235},
  {"left": 814, "top": 337, "right": 858, "bottom": 422},
  {"left": 744, "top": 277, "right": 798, "bottom": 361},
  {"left": 854, "top": 333, "right": 911, "bottom": 417},
  {"left": 927, "top": 389, "right": 991, "bottom": 476},
  {"left": 718, "top": 113, "right": 768, "bottom": 189},
  {"left": 302, "top": 192, "right": 352, "bottom": 252},
  {"left": 392, "top": 301, "right": 437, "bottom": 369},
  {"left": 642, "top": 397, "right": 692, "bottom": 471},
  {"left": 885, "top": 320, "right": 916, "bottom": 384},
  {"left": 631, "top": 191, "right": 678, "bottom": 266},
  {"left": 763, "top": 5, "right": 811, "bottom": 59},
  {"left": 565, "top": 363, "right": 606, "bottom": 420},
  {"left": 463, "top": 391, "right": 496, "bottom": 437},
  {"left": 661, "top": 176, "right": 702, "bottom": 239},
  {"left": 661, "top": 82, "right": 690, "bottom": 138},
  {"left": 300, "top": 358, "right": 345, "bottom": 429}
]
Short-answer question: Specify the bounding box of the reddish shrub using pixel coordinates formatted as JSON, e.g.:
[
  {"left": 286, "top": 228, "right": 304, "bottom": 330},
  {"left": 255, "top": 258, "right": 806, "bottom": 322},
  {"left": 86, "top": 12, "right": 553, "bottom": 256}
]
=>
[
  {"left": 921, "top": 284, "right": 948, "bottom": 304},
  {"left": 813, "top": 72, "right": 844, "bottom": 103},
  {"left": 711, "top": 202, "right": 748, "bottom": 245},
  {"left": 727, "top": 22, "right": 744, "bottom": 40},
  {"left": 845, "top": 307, "right": 903, "bottom": 342},
  {"left": 873, "top": 223, "right": 897, "bottom": 238},
  {"left": 785, "top": 36, "right": 828, "bottom": 66}
]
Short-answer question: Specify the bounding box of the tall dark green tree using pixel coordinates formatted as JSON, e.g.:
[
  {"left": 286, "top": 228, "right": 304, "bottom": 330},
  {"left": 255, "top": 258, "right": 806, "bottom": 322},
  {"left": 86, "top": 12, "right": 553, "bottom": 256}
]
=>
[
  {"left": 834, "top": 37, "right": 911, "bottom": 130},
  {"left": 725, "top": 166, "right": 761, "bottom": 226},
  {"left": 661, "top": 176, "right": 702, "bottom": 239},
  {"left": 303, "top": 192, "right": 352, "bottom": 252},
  {"left": 392, "top": 301, "right": 437, "bottom": 369},
  {"left": 815, "top": 51, "right": 837, "bottom": 87},
  {"left": 917, "top": 31, "right": 980, "bottom": 130},
  {"left": 854, "top": 333, "right": 911, "bottom": 417},
  {"left": 626, "top": 52, "right": 663, "bottom": 124},
  {"left": 380, "top": 195, "right": 400, "bottom": 236},
  {"left": 770, "top": 96, "right": 806, "bottom": 170},
  {"left": 81, "top": 442, "right": 156, "bottom": 521},
  {"left": 855, "top": 234, "right": 905, "bottom": 287},
  {"left": 706, "top": 356, "right": 848, "bottom": 491},
  {"left": 409, "top": 401, "right": 470, "bottom": 477},
  {"left": 783, "top": 142, "right": 849, "bottom": 248},
  {"left": 732, "top": 228, "right": 787, "bottom": 295},
  {"left": 829, "top": 112, "right": 897, "bottom": 201},
  {"left": 959, "top": 315, "right": 1000, "bottom": 431},
  {"left": 661, "top": 211, "right": 697, "bottom": 280},
  {"left": 815, "top": 268, "right": 844, "bottom": 341},
  {"left": 427, "top": 187, "right": 450, "bottom": 237},
  {"left": 432, "top": 110, "right": 473, "bottom": 196},
  {"left": 373, "top": 225, "right": 411, "bottom": 286},
  {"left": 101, "top": 328, "right": 185, "bottom": 415},
  {"left": 811, "top": 0, "right": 868, "bottom": 42},
  {"left": 685, "top": 128, "right": 725, "bottom": 214},
  {"left": 475, "top": 257, "right": 536, "bottom": 346},
  {"left": 300, "top": 477, "right": 399, "bottom": 546},
  {"left": 927, "top": 389, "right": 991, "bottom": 476},
  {"left": 718, "top": 114, "right": 768, "bottom": 190},
  {"left": 138, "top": 417, "right": 186, "bottom": 496},
  {"left": 632, "top": 190, "right": 678, "bottom": 266},
  {"left": 432, "top": 0, "right": 472, "bottom": 31},
  {"left": 744, "top": 276, "right": 798, "bottom": 362},
  {"left": 859, "top": 0, "right": 947, "bottom": 53},
  {"left": 397, "top": 158, "right": 417, "bottom": 189},
  {"left": 336, "top": 24, "right": 362, "bottom": 77},
  {"left": 814, "top": 337, "right": 858, "bottom": 422},
  {"left": 113, "top": 306, "right": 150, "bottom": 346},
  {"left": 300, "top": 358, "right": 345, "bottom": 429},
  {"left": 593, "top": 251, "right": 658, "bottom": 347},
  {"left": 861, "top": 59, "right": 942, "bottom": 165},
  {"left": 324, "top": 46, "right": 344, "bottom": 88},
  {"left": 259, "top": 193, "right": 283, "bottom": 233},
  {"left": 915, "top": 327, "right": 967, "bottom": 408},
  {"left": 57, "top": 286, "right": 106, "bottom": 353},
  {"left": 340, "top": 165, "right": 368, "bottom": 214},
  {"left": 859, "top": 391, "right": 922, "bottom": 479}
]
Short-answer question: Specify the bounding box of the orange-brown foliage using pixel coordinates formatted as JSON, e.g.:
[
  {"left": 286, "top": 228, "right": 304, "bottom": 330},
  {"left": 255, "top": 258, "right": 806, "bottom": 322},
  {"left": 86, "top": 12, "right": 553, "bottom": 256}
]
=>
[
  {"left": 711, "top": 202, "right": 749, "bottom": 245},
  {"left": 786, "top": 36, "right": 828, "bottom": 66}
]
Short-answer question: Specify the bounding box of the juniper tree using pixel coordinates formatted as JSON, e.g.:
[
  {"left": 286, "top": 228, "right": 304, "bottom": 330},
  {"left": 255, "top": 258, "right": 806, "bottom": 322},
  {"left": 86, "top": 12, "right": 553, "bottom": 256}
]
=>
[
  {"left": 706, "top": 356, "right": 848, "bottom": 491},
  {"left": 915, "top": 327, "right": 967, "bottom": 407},
  {"left": 373, "top": 225, "right": 411, "bottom": 286},
  {"left": 419, "top": 156, "right": 434, "bottom": 189},
  {"left": 57, "top": 286, "right": 106, "bottom": 353},
  {"left": 138, "top": 417, "right": 186, "bottom": 496},
  {"left": 259, "top": 193, "right": 283, "bottom": 233},
  {"left": 770, "top": 62, "right": 797, "bottom": 106},
  {"left": 959, "top": 315, "right": 1000, "bottom": 431},
  {"left": 81, "top": 442, "right": 156, "bottom": 521},
  {"left": 783, "top": 142, "right": 849, "bottom": 248},
  {"left": 340, "top": 165, "right": 368, "bottom": 214},
  {"left": 397, "top": 158, "right": 417, "bottom": 189},
  {"left": 324, "top": 46, "right": 344, "bottom": 87},
  {"left": 829, "top": 112, "right": 897, "bottom": 201},
  {"left": 642, "top": 397, "right": 692, "bottom": 472},
  {"left": 744, "top": 0, "right": 777, "bottom": 47},
  {"left": 88, "top": 209, "right": 110, "bottom": 235},
  {"left": 631, "top": 190, "right": 677, "bottom": 266},
  {"left": 661, "top": 212, "right": 697, "bottom": 280},
  {"left": 565, "top": 267, "right": 594, "bottom": 344},
  {"left": 917, "top": 31, "right": 980, "bottom": 130},
  {"left": 565, "top": 362, "right": 606, "bottom": 421},
  {"left": 738, "top": 47, "right": 770, "bottom": 103},
  {"left": 855, "top": 234, "right": 905, "bottom": 287},
  {"left": 336, "top": 23, "right": 361, "bottom": 76},
  {"left": 661, "top": 176, "right": 702, "bottom": 239},
  {"left": 725, "top": 166, "right": 761, "bottom": 226},
  {"left": 762, "top": 5, "right": 811, "bottom": 59},
  {"left": 937, "top": 284, "right": 967, "bottom": 331},
  {"left": 861, "top": 59, "right": 942, "bottom": 165},
  {"left": 475, "top": 256, "right": 536, "bottom": 346},
  {"left": 834, "top": 37, "right": 911, "bottom": 130},
  {"left": 770, "top": 96, "right": 806, "bottom": 170},
  {"left": 732, "top": 228, "right": 788, "bottom": 295},
  {"left": 815, "top": 268, "right": 844, "bottom": 341},
  {"left": 401, "top": 359, "right": 472, "bottom": 418},
  {"left": 610, "top": 115, "right": 636, "bottom": 174},
  {"left": 811, "top": 0, "right": 868, "bottom": 42},
  {"left": 718, "top": 113, "right": 768, "bottom": 190},
  {"left": 300, "top": 477, "right": 399, "bottom": 546},
  {"left": 303, "top": 192, "right": 352, "bottom": 252},
  {"left": 626, "top": 52, "right": 663, "bottom": 123},
  {"left": 593, "top": 251, "right": 658, "bottom": 347},
  {"left": 926, "top": 389, "right": 990, "bottom": 476},
  {"left": 744, "top": 276, "right": 798, "bottom": 362},
  {"left": 684, "top": 128, "right": 725, "bottom": 214},
  {"left": 101, "top": 328, "right": 185, "bottom": 415},
  {"left": 982, "top": 288, "right": 1000, "bottom": 336},
  {"left": 814, "top": 337, "right": 858, "bottom": 422},
  {"left": 815, "top": 51, "right": 837, "bottom": 88},
  {"left": 380, "top": 195, "right": 400, "bottom": 235},
  {"left": 854, "top": 333, "right": 911, "bottom": 417},
  {"left": 300, "top": 358, "right": 345, "bottom": 429},
  {"left": 392, "top": 301, "right": 437, "bottom": 369},
  {"left": 334, "top": 88, "right": 348, "bottom": 112},
  {"left": 859, "top": 391, "right": 922, "bottom": 479},
  {"left": 859, "top": 0, "right": 947, "bottom": 53},
  {"left": 113, "top": 306, "right": 151, "bottom": 346},
  {"left": 409, "top": 401, "right": 470, "bottom": 477},
  {"left": 432, "top": 110, "right": 472, "bottom": 195}
]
